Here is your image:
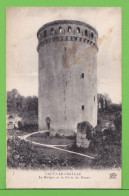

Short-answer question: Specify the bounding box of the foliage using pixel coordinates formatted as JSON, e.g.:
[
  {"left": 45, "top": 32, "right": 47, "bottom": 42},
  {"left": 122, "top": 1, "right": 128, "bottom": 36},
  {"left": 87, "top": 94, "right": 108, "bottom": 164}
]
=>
[
  {"left": 90, "top": 104, "right": 122, "bottom": 168},
  {"left": 107, "top": 103, "right": 122, "bottom": 113},
  {"left": 91, "top": 142, "right": 121, "bottom": 168},
  {"left": 97, "top": 93, "right": 112, "bottom": 111},
  {"left": 18, "top": 123, "right": 38, "bottom": 133},
  {"left": 7, "top": 91, "right": 122, "bottom": 169},
  {"left": 7, "top": 137, "right": 92, "bottom": 169},
  {"left": 7, "top": 137, "right": 47, "bottom": 169},
  {"left": 7, "top": 89, "right": 38, "bottom": 125}
]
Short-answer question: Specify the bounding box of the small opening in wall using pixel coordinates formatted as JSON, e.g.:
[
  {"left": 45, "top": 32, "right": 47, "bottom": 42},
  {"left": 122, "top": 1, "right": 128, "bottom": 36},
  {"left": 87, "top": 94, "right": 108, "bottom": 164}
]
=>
[
  {"left": 82, "top": 105, "right": 84, "bottom": 110},
  {"left": 94, "top": 96, "right": 95, "bottom": 102},
  {"left": 51, "top": 28, "right": 54, "bottom": 35},
  {"left": 81, "top": 73, "right": 84, "bottom": 78},
  {"left": 44, "top": 30, "right": 47, "bottom": 38},
  {"left": 59, "top": 26, "right": 62, "bottom": 33},
  {"left": 91, "top": 32, "right": 94, "bottom": 39},
  {"left": 68, "top": 26, "right": 72, "bottom": 32},
  {"left": 85, "top": 30, "right": 88, "bottom": 36},
  {"left": 77, "top": 27, "right": 80, "bottom": 33}
]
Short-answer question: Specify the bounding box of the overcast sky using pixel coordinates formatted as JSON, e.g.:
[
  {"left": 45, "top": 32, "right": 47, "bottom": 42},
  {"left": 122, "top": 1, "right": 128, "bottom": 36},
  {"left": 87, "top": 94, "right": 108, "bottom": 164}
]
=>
[{"left": 6, "top": 7, "right": 122, "bottom": 103}]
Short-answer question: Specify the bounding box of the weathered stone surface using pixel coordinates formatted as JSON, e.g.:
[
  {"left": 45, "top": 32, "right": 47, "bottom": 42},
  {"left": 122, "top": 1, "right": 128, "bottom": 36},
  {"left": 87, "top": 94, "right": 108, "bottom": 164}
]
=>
[
  {"left": 38, "top": 20, "right": 98, "bottom": 131},
  {"left": 76, "top": 121, "right": 94, "bottom": 148}
]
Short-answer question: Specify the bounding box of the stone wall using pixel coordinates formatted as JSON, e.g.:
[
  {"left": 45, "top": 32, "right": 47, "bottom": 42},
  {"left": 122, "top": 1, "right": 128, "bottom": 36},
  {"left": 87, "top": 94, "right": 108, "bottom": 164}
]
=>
[
  {"left": 76, "top": 121, "right": 93, "bottom": 149},
  {"left": 37, "top": 20, "right": 98, "bottom": 131}
]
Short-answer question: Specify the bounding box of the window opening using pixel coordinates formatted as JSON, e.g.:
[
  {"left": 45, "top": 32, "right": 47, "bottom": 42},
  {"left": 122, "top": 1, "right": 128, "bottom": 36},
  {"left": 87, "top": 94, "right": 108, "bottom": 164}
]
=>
[
  {"left": 85, "top": 30, "right": 88, "bottom": 36},
  {"left": 68, "top": 26, "right": 72, "bottom": 32},
  {"left": 59, "top": 26, "right": 62, "bottom": 33},
  {"left": 91, "top": 32, "right": 94, "bottom": 39},
  {"left": 82, "top": 105, "right": 84, "bottom": 110},
  {"left": 81, "top": 73, "right": 84, "bottom": 78},
  {"left": 77, "top": 27, "right": 80, "bottom": 33},
  {"left": 51, "top": 28, "right": 54, "bottom": 35}
]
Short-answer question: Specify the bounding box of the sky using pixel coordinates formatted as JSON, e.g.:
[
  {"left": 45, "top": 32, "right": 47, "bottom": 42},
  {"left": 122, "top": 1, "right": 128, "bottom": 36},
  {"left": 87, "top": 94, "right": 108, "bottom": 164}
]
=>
[{"left": 6, "top": 7, "right": 122, "bottom": 103}]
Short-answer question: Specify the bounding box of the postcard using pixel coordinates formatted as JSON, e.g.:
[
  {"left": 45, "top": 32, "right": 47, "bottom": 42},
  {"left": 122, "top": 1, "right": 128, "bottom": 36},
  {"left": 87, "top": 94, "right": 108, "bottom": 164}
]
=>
[{"left": 6, "top": 7, "right": 122, "bottom": 189}]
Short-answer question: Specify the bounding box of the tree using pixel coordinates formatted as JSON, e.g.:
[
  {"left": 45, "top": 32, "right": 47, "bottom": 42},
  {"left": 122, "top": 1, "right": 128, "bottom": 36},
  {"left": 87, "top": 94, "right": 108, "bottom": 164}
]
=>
[
  {"left": 7, "top": 89, "right": 23, "bottom": 114},
  {"left": 97, "top": 93, "right": 112, "bottom": 111},
  {"left": 7, "top": 89, "right": 38, "bottom": 125}
]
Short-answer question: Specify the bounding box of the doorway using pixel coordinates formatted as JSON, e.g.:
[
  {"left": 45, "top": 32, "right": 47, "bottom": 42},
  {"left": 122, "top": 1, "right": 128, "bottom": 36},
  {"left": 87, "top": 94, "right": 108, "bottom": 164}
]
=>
[
  {"left": 47, "top": 122, "right": 50, "bottom": 130},
  {"left": 45, "top": 117, "right": 51, "bottom": 130}
]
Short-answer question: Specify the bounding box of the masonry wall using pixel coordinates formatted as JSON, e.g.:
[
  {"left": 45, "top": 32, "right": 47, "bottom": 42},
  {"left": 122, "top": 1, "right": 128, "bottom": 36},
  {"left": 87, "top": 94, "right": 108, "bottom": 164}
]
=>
[{"left": 37, "top": 21, "right": 98, "bottom": 130}]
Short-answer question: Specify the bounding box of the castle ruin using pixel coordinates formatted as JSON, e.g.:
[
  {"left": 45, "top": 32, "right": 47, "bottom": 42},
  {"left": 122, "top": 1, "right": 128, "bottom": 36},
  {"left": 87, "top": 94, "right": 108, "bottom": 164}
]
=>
[{"left": 37, "top": 20, "right": 98, "bottom": 131}]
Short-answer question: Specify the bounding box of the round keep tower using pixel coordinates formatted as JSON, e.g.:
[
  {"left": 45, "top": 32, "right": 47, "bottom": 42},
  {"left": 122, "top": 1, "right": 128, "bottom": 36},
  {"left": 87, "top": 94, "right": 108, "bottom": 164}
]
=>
[{"left": 37, "top": 20, "right": 98, "bottom": 131}]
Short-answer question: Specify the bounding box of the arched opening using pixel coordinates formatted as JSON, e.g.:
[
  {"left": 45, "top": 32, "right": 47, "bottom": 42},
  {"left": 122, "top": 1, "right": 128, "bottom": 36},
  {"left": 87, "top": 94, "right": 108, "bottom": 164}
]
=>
[
  {"left": 85, "top": 30, "right": 88, "bottom": 36},
  {"left": 50, "top": 28, "right": 54, "bottom": 35},
  {"left": 91, "top": 32, "right": 94, "bottom": 39},
  {"left": 59, "top": 26, "right": 62, "bottom": 33},
  {"left": 68, "top": 26, "right": 72, "bottom": 32},
  {"left": 45, "top": 117, "right": 51, "bottom": 130},
  {"left": 77, "top": 27, "right": 80, "bottom": 33}
]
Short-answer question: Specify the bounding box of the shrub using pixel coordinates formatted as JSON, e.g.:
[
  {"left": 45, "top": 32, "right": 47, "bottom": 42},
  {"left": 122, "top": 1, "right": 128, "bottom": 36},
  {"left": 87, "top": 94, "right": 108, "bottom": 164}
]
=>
[
  {"left": 18, "top": 123, "right": 38, "bottom": 132},
  {"left": 90, "top": 106, "right": 122, "bottom": 168}
]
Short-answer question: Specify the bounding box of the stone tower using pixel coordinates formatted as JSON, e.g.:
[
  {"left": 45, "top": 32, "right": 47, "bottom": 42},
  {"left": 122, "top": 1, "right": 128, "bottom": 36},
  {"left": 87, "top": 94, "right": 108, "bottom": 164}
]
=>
[{"left": 37, "top": 20, "right": 98, "bottom": 131}]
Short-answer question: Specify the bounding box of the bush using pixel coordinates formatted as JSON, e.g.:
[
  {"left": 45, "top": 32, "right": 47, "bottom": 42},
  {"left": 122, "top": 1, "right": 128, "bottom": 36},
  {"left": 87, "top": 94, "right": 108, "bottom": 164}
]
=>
[
  {"left": 7, "top": 137, "right": 91, "bottom": 169},
  {"left": 91, "top": 143, "right": 121, "bottom": 168},
  {"left": 18, "top": 123, "right": 38, "bottom": 133},
  {"left": 7, "top": 137, "right": 52, "bottom": 169},
  {"left": 105, "top": 103, "right": 122, "bottom": 113},
  {"left": 90, "top": 106, "right": 122, "bottom": 168}
]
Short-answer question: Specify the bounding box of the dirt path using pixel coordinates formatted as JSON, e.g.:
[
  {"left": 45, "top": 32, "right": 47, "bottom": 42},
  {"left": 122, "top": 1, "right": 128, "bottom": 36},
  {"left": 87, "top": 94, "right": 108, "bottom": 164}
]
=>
[{"left": 18, "top": 130, "right": 96, "bottom": 159}]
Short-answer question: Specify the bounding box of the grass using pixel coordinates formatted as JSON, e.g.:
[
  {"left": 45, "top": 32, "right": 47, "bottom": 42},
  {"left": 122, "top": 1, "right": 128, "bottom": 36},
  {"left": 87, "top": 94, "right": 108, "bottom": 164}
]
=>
[
  {"left": 7, "top": 129, "right": 31, "bottom": 138},
  {"left": 27, "top": 132, "right": 75, "bottom": 146},
  {"left": 7, "top": 108, "right": 122, "bottom": 170},
  {"left": 27, "top": 132, "right": 97, "bottom": 158},
  {"left": 7, "top": 137, "right": 92, "bottom": 170}
]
